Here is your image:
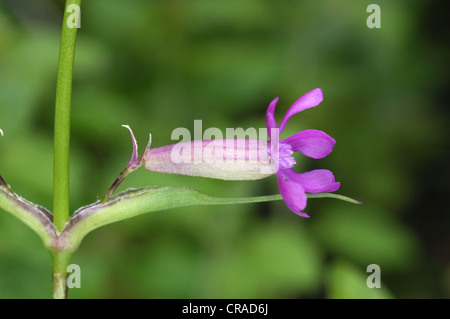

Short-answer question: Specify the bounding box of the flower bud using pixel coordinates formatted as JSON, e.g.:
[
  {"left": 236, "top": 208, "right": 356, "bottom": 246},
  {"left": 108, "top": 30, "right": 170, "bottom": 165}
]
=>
[{"left": 144, "top": 139, "right": 278, "bottom": 180}]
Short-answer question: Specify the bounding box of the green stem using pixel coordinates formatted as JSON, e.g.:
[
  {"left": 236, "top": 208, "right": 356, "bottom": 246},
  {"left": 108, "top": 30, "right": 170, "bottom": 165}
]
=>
[
  {"left": 51, "top": 251, "right": 72, "bottom": 299},
  {"left": 52, "top": 0, "right": 81, "bottom": 299},
  {"left": 53, "top": 0, "right": 81, "bottom": 232}
]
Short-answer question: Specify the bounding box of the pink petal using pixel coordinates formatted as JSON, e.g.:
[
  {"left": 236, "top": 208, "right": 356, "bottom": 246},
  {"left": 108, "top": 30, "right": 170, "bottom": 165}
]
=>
[
  {"left": 279, "top": 88, "right": 323, "bottom": 134},
  {"left": 282, "top": 168, "right": 340, "bottom": 193},
  {"left": 282, "top": 129, "right": 335, "bottom": 159},
  {"left": 266, "top": 97, "right": 279, "bottom": 137},
  {"left": 277, "top": 170, "right": 310, "bottom": 217}
]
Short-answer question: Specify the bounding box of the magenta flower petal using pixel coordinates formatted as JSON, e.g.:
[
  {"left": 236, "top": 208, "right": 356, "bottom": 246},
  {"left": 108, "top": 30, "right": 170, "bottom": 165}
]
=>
[
  {"left": 281, "top": 168, "right": 340, "bottom": 193},
  {"left": 282, "top": 129, "right": 335, "bottom": 159},
  {"left": 277, "top": 170, "right": 310, "bottom": 217},
  {"left": 265, "top": 97, "right": 279, "bottom": 136},
  {"left": 279, "top": 88, "right": 323, "bottom": 134}
]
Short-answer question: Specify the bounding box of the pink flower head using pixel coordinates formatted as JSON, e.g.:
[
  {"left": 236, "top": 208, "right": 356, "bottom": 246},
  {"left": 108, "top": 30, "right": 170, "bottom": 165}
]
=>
[{"left": 266, "top": 88, "right": 340, "bottom": 217}]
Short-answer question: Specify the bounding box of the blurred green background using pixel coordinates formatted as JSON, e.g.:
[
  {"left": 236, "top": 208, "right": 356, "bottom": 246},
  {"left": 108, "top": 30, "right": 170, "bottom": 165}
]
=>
[{"left": 0, "top": 0, "right": 448, "bottom": 298}]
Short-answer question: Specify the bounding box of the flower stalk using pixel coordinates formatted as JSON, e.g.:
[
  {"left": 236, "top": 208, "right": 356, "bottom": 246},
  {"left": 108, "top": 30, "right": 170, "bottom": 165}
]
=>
[
  {"left": 100, "top": 125, "right": 150, "bottom": 203},
  {"left": 100, "top": 166, "right": 135, "bottom": 204},
  {"left": 0, "top": 175, "right": 6, "bottom": 188}
]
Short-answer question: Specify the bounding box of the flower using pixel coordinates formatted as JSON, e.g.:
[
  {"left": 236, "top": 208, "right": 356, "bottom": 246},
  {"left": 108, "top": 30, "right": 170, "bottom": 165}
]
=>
[
  {"left": 266, "top": 88, "right": 340, "bottom": 217},
  {"left": 138, "top": 88, "right": 339, "bottom": 217}
]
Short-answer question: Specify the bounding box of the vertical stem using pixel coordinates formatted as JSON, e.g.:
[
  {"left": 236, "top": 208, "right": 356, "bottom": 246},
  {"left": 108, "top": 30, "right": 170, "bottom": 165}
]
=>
[
  {"left": 52, "top": 0, "right": 81, "bottom": 299},
  {"left": 53, "top": 0, "right": 81, "bottom": 232},
  {"left": 51, "top": 251, "right": 72, "bottom": 299}
]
